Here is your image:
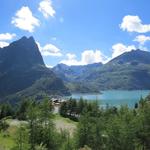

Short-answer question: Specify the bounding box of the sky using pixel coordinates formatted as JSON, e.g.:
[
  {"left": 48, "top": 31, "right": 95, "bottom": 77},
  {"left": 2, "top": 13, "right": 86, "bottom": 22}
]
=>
[{"left": 0, "top": 0, "right": 150, "bottom": 67}]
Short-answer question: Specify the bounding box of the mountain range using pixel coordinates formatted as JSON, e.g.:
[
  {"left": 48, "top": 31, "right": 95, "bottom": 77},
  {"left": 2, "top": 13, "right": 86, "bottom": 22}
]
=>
[
  {"left": 1, "top": 36, "right": 150, "bottom": 101},
  {"left": 53, "top": 49, "right": 150, "bottom": 93},
  {"left": 0, "top": 36, "right": 70, "bottom": 102}
]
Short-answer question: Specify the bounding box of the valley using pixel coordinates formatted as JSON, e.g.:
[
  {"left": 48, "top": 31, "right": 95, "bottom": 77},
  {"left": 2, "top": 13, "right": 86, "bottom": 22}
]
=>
[
  {"left": 1, "top": 0, "right": 150, "bottom": 149},
  {"left": 53, "top": 50, "right": 150, "bottom": 93}
]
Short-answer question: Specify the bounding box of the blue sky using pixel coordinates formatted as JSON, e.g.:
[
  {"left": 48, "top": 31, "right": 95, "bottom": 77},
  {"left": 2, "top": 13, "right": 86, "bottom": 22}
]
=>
[{"left": 0, "top": 0, "right": 150, "bottom": 67}]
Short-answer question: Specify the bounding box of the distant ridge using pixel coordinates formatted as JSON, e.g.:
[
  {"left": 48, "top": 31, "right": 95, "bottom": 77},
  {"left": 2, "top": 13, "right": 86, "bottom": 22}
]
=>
[
  {"left": 109, "top": 49, "right": 150, "bottom": 65},
  {"left": 53, "top": 49, "right": 150, "bottom": 92}
]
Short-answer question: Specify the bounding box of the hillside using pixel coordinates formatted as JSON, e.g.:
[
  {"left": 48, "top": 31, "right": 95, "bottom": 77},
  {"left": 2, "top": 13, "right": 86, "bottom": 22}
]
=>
[
  {"left": 53, "top": 50, "right": 150, "bottom": 92},
  {"left": 52, "top": 63, "right": 102, "bottom": 93},
  {"left": 86, "top": 50, "right": 150, "bottom": 90},
  {"left": 0, "top": 36, "right": 70, "bottom": 102},
  {"left": 108, "top": 49, "right": 150, "bottom": 65}
]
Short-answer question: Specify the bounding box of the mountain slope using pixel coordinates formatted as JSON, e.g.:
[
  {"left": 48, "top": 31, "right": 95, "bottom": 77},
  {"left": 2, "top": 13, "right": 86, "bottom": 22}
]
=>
[
  {"left": 53, "top": 50, "right": 150, "bottom": 92},
  {"left": 108, "top": 49, "right": 150, "bottom": 65},
  {"left": 52, "top": 63, "right": 102, "bottom": 82},
  {"left": 52, "top": 63, "right": 103, "bottom": 93},
  {"left": 85, "top": 50, "right": 150, "bottom": 90},
  {"left": 0, "top": 36, "right": 70, "bottom": 102}
]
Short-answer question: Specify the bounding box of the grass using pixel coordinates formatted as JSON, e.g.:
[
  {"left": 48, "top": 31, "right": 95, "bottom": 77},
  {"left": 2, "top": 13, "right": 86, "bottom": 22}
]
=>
[
  {"left": 0, "top": 126, "right": 16, "bottom": 150},
  {"left": 53, "top": 114, "right": 78, "bottom": 125},
  {"left": 53, "top": 114, "right": 78, "bottom": 136},
  {"left": 0, "top": 134, "right": 14, "bottom": 150},
  {"left": 0, "top": 115, "right": 77, "bottom": 149},
  {"left": 0, "top": 119, "right": 26, "bottom": 150}
]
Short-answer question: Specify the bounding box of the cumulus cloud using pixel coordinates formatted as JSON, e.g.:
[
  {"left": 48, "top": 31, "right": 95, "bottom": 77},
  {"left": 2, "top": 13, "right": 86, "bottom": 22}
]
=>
[
  {"left": 0, "top": 41, "right": 9, "bottom": 48},
  {"left": 61, "top": 50, "right": 107, "bottom": 66},
  {"left": 0, "top": 33, "right": 16, "bottom": 48},
  {"left": 81, "top": 50, "right": 107, "bottom": 64},
  {"left": 46, "top": 64, "right": 53, "bottom": 68},
  {"left": 0, "top": 33, "right": 16, "bottom": 41},
  {"left": 112, "top": 43, "right": 136, "bottom": 58},
  {"left": 37, "top": 42, "right": 62, "bottom": 57},
  {"left": 60, "top": 53, "right": 80, "bottom": 66},
  {"left": 12, "top": 6, "right": 40, "bottom": 32},
  {"left": 134, "top": 35, "right": 150, "bottom": 45},
  {"left": 38, "top": 0, "right": 55, "bottom": 18},
  {"left": 120, "top": 15, "right": 150, "bottom": 33},
  {"left": 139, "top": 45, "right": 148, "bottom": 51}
]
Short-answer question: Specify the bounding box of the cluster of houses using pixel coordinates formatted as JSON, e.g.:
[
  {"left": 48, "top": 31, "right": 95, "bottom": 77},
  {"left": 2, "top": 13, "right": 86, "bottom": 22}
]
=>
[
  {"left": 50, "top": 96, "right": 67, "bottom": 114},
  {"left": 51, "top": 96, "right": 67, "bottom": 106}
]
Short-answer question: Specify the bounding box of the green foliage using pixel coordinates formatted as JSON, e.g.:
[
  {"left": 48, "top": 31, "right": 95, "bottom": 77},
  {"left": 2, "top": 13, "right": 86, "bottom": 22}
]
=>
[
  {"left": 135, "top": 100, "right": 150, "bottom": 149},
  {"left": 75, "top": 103, "right": 105, "bottom": 150},
  {"left": 0, "top": 102, "right": 14, "bottom": 119},
  {"left": 73, "top": 98, "right": 150, "bottom": 150},
  {"left": 0, "top": 119, "right": 9, "bottom": 131},
  {"left": 105, "top": 106, "right": 137, "bottom": 150},
  {"left": 2, "top": 96, "right": 150, "bottom": 150},
  {"left": 16, "top": 100, "right": 31, "bottom": 120},
  {"left": 12, "top": 125, "right": 29, "bottom": 150},
  {"left": 59, "top": 98, "right": 88, "bottom": 121},
  {"left": 60, "top": 134, "right": 74, "bottom": 150},
  {"left": 59, "top": 98, "right": 100, "bottom": 121},
  {"left": 24, "top": 98, "right": 72, "bottom": 150}
]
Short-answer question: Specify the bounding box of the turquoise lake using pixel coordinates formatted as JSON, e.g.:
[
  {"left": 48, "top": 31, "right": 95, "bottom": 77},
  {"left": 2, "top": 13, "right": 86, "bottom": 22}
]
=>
[{"left": 70, "top": 90, "right": 150, "bottom": 108}]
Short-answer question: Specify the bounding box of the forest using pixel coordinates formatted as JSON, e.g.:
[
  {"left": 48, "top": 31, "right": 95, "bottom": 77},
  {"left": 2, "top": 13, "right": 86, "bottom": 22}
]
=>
[{"left": 0, "top": 96, "right": 150, "bottom": 150}]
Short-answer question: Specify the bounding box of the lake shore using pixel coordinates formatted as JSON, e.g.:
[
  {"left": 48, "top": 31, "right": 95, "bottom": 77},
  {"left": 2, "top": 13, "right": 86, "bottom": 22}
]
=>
[{"left": 66, "top": 90, "right": 150, "bottom": 108}]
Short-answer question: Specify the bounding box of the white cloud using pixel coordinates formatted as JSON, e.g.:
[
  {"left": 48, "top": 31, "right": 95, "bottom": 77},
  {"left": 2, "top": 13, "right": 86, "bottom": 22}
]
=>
[
  {"left": 0, "top": 33, "right": 16, "bottom": 41},
  {"left": 36, "top": 42, "right": 42, "bottom": 51},
  {"left": 12, "top": 6, "right": 40, "bottom": 32},
  {"left": 60, "top": 53, "right": 80, "bottom": 66},
  {"left": 42, "top": 44, "right": 62, "bottom": 56},
  {"left": 112, "top": 43, "right": 136, "bottom": 58},
  {"left": 61, "top": 50, "right": 107, "bottom": 66},
  {"left": 138, "top": 45, "right": 148, "bottom": 51},
  {"left": 120, "top": 15, "right": 150, "bottom": 33},
  {"left": 81, "top": 50, "right": 107, "bottom": 64},
  {"left": 66, "top": 53, "right": 77, "bottom": 60},
  {"left": 46, "top": 64, "right": 53, "bottom": 68},
  {"left": 134, "top": 35, "right": 150, "bottom": 45},
  {"left": 38, "top": 0, "right": 55, "bottom": 18},
  {"left": 0, "top": 33, "right": 16, "bottom": 48},
  {"left": 0, "top": 41, "right": 9, "bottom": 48},
  {"left": 37, "top": 42, "right": 62, "bottom": 57}
]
